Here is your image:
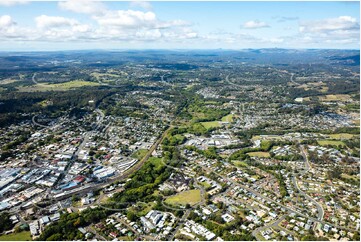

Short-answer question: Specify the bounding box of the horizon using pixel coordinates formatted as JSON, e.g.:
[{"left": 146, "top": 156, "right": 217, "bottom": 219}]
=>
[{"left": 0, "top": 47, "right": 360, "bottom": 53}]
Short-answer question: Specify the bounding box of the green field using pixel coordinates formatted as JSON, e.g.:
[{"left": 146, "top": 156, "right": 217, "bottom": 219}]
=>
[
  {"left": 247, "top": 152, "right": 271, "bottom": 158},
  {"left": 148, "top": 157, "right": 163, "bottom": 169},
  {"left": 17, "top": 80, "right": 100, "bottom": 92},
  {"left": 201, "top": 121, "right": 221, "bottom": 129},
  {"left": 165, "top": 189, "right": 201, "bottom": 206},
  {"left": 341, "top": 173, "right": 360, "bottom": 182},
  {"left": 200, "top": 181, "right": 212, "bottom": 189},
  {"left": 131, "top": 149, "right": 148, "bottom": 160},
  {"left": 328, "top": 133, "right": 356, "bottom": 140},
  {"left": 221, "top": 114, "right": 234, "bottom": 122},
  {"left": 317, "top": 140, "right": 346, "bottom": 147},
  {"left": 0, "top": 231, "right": 32, "bottom": 241},
  {"left": 233, "top": 161, "right": 248, "bottom": 167}
]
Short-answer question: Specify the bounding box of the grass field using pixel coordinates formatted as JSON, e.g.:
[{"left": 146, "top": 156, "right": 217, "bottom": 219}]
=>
[
  {"left": 201, "top": 121, "right": 221, "bottom": 129},
  {"left": 0, "top": 231, "right": 32, "bottom": 241},
  {"left": 17, "top": 80, "right": 100, "bottom": 92},
  {"left": 247, "top": 152, "right": 271, "bottom": 158},
  {"left": 221, "top": 114, "right": 234, "bottom": 122},
  {"left": 328, "top": 133, "right": 356, "bottom": 140},
  {"left": 165, "top": 189, "right": 201, "bottom": 206},
  {"left": 233, "top": 161, "right": 248, "bottom": 167},
  {"left": 131, "top": 149, "right": 148, "bottom": 160},
  {"left": 317, "top": 140, "right": 346, "bottom": 147},
  {"left": 200, "top": 181, "right": 212, "bottom": 189},
  {"left": 319, "top": 94, "right": 352, "bottom": 102}
]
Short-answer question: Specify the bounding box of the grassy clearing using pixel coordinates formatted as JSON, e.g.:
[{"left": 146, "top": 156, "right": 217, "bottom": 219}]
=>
[
  {"left": 200, "top": 181, "right": 212, "bottom": 189},
  {"left": 341, "top": 173, "right": 360, "bottom": 182},
  {"left": 17, "top": 80, "right": 100, "bottom": 92},
  {"left": 131, "top": 149, "right": 148, "bottom": 160},
  {"left": 233, "top": 161, "right": 248, "bottom": 167},
  {"left": 201, "top": 121, "right": 221, "bottom": 129},
  {"left": 221, "top": 114, "right": 234, "bottom": 122},
  {"left": 317, "top": 140, "right": 346, "bottom": 147},
  {"left": 319, "top": 94, "right": 352, "bottom": 102},
  {"left": 0, "top": 78, "right": 19, "bottom": 85},
  {"left": 165, "top": 189, "right": 201, "bottom": 206},
  {"left": 148, "top": 157, "right": 163, "bottom": 169},
  {"left": 247, "top": 152, "right": 271, "bottom": 158},
  {"left": 328, "top": 133, "right": 356, "bottom": 140},
  {"left": 0, "top": 231, "right": 32, "bottom": 241}
]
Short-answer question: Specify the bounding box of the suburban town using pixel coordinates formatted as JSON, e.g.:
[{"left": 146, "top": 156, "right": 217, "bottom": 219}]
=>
[{"left": 0, "top": 47, "right": 359, "bottom": 241}]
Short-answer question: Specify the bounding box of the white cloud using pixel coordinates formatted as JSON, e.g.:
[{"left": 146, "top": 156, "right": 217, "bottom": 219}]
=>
[
  {"left": 58, "top": 0, "right": 106, "bottom": 15},
  {"left": 129, "top": 1, "right": 153, "bottom": 11},
  {"left": 35, "top": 15, "right": 80, "bottom": 29},
  {"left": 298, "top": 16, "right": 359, "bottom": 45},
  {"left": 0, "top": 15, "right": 16, "bottom": 28},
  {"left": 242, "top": 20, "right": 270, "bottom": 29},
  {"left": 299, "top": 16, "right": 359, "bottom": 33},
  {"left": 94, "top": 10, "right": 157, "bottom": 28},
  {"left": 0, "top": 0, "right": 29, "bottom": 7}
]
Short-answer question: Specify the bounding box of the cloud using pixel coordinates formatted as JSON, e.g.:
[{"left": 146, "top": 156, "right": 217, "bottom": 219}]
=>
[
  {"left": 298, "top": 16, "right": 359, "bottom": 45},
  {"left": 299, "top": 16, "right": 359, "bottom": 33},
  {"left": 242, "top": 20, "right": 270, "bottom": 29},
  {"left": 58, "top": 0, "right": 106, "bottom": 15},
  {"left": 274, "top": 16, "right": 299, "bottom": 22},
  {"left": 0, "top": 15, "right": 16, "bottom": 28},
  {"left": 0, "top": 0, "right": 29, "bottom": 6},
  {"left": 93, "top": 10, "right": 157, "bottom": 28},
  {"left": 129, "top": 1, "right": 153, "bottom": 11},
  {"left": 35, "top": 15, "right": 80, "bottom": 29}
]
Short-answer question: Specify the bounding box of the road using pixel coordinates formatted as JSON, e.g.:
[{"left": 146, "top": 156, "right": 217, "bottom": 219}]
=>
[
  {"left": 292, "top": 176, "right": 324, "bottom": 220},
  {"left": 252, "top": 214, "right": 288, "bottom": 240},
  {"left": 32, "top": 115, "right": 50, "bottom": 128},
  {"left": 32, "top": 73, "right": 38, "bottom": 84},
  {"left": 289, "top": 73, "right": 300, "bottom": 86},
  {"left": 86, "top": 226, "right": 107, "bottom": 241},
  {"left": 168, "top": 209, "right": 191, "bottom": 241},
  {"left": 293, "top": 144, "right": 324, "bottom": 221}
]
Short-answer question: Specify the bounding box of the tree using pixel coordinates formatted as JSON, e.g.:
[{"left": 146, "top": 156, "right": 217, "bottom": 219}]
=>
[
  {"left": 127, "top": 210, "right": 137, "bottom": 222},
  {"left": 0, "top": 212, "right": 13, "bottom": 233}
]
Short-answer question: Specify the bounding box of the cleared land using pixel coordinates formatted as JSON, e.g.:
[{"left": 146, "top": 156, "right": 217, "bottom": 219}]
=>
[
  {"left": 317, "top": 140, "right": 346, "bottom": 147},
  {"left": 328, "top": 133, "right": 356, "bottom": 140},
  {"left": 251, "top": 135, "right": 283, "bottom": 141},
  {"left": 0, "top": 78, "right": 19, "bottom": 85},
  {"left": 165, "top": 189, "right": 201, "bottom": 206},
  {"left": 201, "top": 121, "right": 221, "bottom": 129},
  {"left": 247, "top": 151, "right": 271, "bottom": 158},
  {"left": 0, "top": 231, "right": 31, "bottom": 241},
  {"left": 319, "top": 94, "right": 352, "bottom": 102},
  {"left": 233, "top": 161, "right": 248, "bottom": 167},
  {"left": 131, "top": 149, "right": 148, "bottom": 160},
  {"left": 221, "top": 114, "right": 234, "bottom": 122},
  {"left": 17, "top": 80, "right": 100, "bottom": 92}
]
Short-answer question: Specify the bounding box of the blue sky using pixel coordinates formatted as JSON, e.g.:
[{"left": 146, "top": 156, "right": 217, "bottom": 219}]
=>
[{"left": 0, "top": 0, "right": 359, "bottom": 50}]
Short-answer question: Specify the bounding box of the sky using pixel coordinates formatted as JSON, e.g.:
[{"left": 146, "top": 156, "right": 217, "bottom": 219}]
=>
[{"left": 0, "top": 0, "right": 359, "bottom": 51}]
